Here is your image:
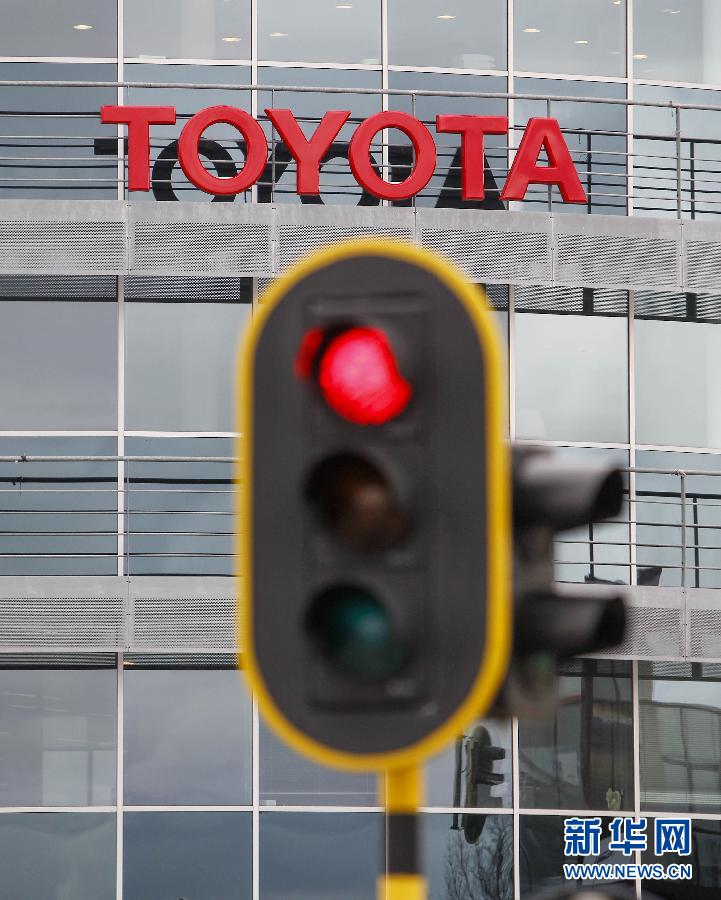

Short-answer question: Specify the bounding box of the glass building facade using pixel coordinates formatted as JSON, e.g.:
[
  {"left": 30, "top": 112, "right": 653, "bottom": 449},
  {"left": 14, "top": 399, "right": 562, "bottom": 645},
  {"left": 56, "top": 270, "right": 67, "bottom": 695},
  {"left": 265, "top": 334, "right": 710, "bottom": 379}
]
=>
[{"left": 1, "top": 1, "right": 721, "bottom": 898}]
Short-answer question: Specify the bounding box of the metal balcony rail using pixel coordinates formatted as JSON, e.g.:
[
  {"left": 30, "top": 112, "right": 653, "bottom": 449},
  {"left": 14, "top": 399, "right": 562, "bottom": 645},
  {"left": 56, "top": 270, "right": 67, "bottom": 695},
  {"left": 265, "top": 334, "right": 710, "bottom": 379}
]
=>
[
  {"left": 0, "top": 454, "right": 718, "bottom": 588},
  {"left": 0, "top": 78, "right": 719, "bottom": 218}
]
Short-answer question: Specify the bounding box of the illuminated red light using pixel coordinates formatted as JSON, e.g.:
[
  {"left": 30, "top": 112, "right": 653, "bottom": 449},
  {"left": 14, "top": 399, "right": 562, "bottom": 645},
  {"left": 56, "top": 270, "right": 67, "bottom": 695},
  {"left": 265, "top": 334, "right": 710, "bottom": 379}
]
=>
[{"left": 313, "top": 327, "right": 412, "bottom": 426}]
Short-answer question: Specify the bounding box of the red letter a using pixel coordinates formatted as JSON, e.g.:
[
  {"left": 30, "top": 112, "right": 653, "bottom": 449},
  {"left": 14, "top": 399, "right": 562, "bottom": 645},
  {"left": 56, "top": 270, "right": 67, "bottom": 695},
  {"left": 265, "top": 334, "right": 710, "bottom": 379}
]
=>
[{"left": 501, "top": 118, "right": 586, "bottom": 204}]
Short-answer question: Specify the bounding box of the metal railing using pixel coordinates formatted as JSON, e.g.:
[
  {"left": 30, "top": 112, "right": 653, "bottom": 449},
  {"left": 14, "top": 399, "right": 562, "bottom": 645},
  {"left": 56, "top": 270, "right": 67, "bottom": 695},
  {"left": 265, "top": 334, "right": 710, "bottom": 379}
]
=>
[
  {"left": 2, "top": 78, "right": 721, "bottom": 217},
  {"left": 0, "top": 454, "right": 720, "bottom": 589}
]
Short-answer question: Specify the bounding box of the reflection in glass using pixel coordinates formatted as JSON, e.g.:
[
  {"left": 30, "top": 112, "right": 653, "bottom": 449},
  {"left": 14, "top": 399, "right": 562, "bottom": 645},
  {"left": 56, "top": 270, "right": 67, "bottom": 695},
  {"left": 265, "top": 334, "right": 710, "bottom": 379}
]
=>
[
  {"left": 515, "top": 287, "right": 628, "bottom": 443},
  {"left": 0, "top": 437, "right": 117, "bottom": 577},
  {"left": 515, "top": 0, "right": 626, "bottom": 78},
  {"left": 0, "top": 0, "right": 116, "bottom": 56},
  {"left": 642, "top": 818, "right": 721, "bottom": 899},
  {"left": 124, "top": 811, "right": 252, "bottom": 900},
  {"left": 634, "top": 1, "right": 721, "bottom": 84},
  {"left": 388, "top": 0, "right": 505, "bottom": 70},
  {"left": 640, "top": 663, "right": 721, "bottom": 813},
  {"left": 125, "top": 0, "right": 250, "bottom": 60},
  {"left": 425, "top": 720, "right": 512, "bottom": 809},
  {"left": 259, "top": 0, "right": 380, "bottom": 65},
  {"left": 260, "top": 812, "right": 379, "bottom": 900},
  {"left": 0, "top": 813, "right": 115, "bottom": 900},
  {"left": 260, "top": 720, "right": 376, "bottom": 806},
  {"left": 125, "top": 298, "right": 250, "bottom": 431},
  {"left": 0, "top": 667, "right": 116, "bottom": 807},
  {"left": 0, "top": 64, "right": 117, "bottom": 201},
  {"left": 124, "top": 667, "right": 251, "bottom": 805},
  {"left": 520, "top": 815, "right": 631, "bottom": 895},
  {"left": 425, "top": 814, "right": 513, "bottom": 900},
  {"left": 519, "top": 660, "right": 634, "bottom": 811}
]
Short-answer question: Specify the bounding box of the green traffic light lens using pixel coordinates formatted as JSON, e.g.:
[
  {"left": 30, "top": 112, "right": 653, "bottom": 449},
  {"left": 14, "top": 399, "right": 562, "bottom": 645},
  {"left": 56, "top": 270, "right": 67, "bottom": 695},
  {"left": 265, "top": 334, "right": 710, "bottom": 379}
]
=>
[{"left": 306, "top": 585, "right": 410, "bottom": 683}]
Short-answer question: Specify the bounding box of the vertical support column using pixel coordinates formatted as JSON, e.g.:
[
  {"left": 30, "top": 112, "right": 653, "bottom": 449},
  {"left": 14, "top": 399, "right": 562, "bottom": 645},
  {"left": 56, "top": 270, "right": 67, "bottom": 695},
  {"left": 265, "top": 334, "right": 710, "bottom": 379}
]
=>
[
  {"left": 250, "top": 0, "right": 258, "bottom": 209},
  {"left": 508, "top": 284, "right": 516, "bottom": 441},
  {"left": 512, "top": 716, "right": 521, "bottom": 900},
  {"left": 680, "top": 471, "right": 687, "bottom": 588},
  {"left": 116, "top": 653, "right": 125, "bottom": 900},
  {"left": 252, "top": 696, "right": 261, "bottom": 900},
  {"left": 626, "top": 0, "right": 634, "bottom": 217},
  {"left": 675, "top": 105, "right": 683, "bottom": 220},
  {"left": 632, "top": 658, "right": 642, "bottom": 900},
  {"left": 380, "top": 0, "right": 389, "bottom": 208},
  {"left": 628, "top": 289, "right": 637, "bottom": 586},
  {"left": 117, "top": 274, "right": 125, "bottom": 580},
  {"left": 507, "top": 0, "right": 516, "bottom": 213}
]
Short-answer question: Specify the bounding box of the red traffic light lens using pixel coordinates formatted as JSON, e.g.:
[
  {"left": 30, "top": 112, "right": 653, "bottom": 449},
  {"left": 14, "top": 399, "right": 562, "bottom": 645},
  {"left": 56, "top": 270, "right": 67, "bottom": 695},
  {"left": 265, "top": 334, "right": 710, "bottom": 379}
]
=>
[{"left": 316, "top": 327, "right": 412, "bottom": 426}]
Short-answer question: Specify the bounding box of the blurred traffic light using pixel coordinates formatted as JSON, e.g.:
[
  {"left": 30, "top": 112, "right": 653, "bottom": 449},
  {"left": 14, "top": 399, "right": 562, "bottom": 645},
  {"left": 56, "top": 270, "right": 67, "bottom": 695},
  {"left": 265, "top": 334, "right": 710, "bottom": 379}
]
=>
[{"left": 492, "top": 446, "right": 627, "bottom": 717}]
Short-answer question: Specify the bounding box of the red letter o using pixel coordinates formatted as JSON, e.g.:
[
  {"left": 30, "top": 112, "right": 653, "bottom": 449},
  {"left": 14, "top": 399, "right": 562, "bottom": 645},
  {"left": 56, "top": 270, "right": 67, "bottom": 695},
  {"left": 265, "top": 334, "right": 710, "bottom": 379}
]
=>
[
  {"left": 178, "top": 105, "right": 267, "bottom": 195},
  {"left": 349, "top": 111, "right": 436, "bottom": 201}
]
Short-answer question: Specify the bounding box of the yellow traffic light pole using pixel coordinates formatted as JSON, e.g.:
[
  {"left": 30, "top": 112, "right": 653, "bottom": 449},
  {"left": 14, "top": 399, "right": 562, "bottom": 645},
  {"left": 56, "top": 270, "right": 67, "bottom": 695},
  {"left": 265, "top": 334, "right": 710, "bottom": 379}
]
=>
[{"left": 381, "top": 765, "right": 426, "bottom": 900}]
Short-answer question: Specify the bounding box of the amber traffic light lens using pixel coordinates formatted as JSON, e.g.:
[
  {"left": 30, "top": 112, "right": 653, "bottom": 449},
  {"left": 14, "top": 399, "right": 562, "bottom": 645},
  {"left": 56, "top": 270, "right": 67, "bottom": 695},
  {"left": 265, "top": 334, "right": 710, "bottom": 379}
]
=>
[{"left": 306, "top": 454, "right": 409, "bottom": 551}]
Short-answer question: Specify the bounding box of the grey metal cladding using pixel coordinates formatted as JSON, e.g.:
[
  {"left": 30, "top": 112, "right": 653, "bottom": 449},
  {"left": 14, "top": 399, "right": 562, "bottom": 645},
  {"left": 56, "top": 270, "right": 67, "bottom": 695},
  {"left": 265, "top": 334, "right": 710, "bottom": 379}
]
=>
[
  {"left": 130, "top": 202, "right": 273, "bottom": 276},
  {"left": 4, "top": 200, "right": 721, "bottom": 294},
  {"left": 418, "top": 210, "right": 552, "bottom": 284},
  {"left": 0, "top": 200, "right": 126, "bottom": 275},
  {"left": 554, "top": 214, "right": 681, "bottom": 290}
]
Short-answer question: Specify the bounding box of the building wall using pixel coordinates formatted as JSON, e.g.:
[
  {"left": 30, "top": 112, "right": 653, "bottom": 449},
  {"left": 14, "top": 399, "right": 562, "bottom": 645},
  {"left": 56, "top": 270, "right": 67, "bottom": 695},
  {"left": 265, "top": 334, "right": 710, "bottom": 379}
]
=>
[{"left": 1, "top": 1, "right": 721, "bottom": 898}]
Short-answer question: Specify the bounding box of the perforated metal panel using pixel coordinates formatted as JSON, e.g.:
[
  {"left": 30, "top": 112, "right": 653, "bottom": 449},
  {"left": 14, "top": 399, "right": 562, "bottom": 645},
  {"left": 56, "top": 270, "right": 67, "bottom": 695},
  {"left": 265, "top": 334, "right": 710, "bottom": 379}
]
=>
[
  {"left": 0, "top": 220, "right": 125, "bottom": 274},
  {"left": 556, "top": 233, "right": 679, "bottom": 289},
  {"left": 606, "top": 606, "right": 683, "bottom": 658},
  {"left": 686, "top": 241, "right": 721, "bottom": 292},
  {"left": 278, "top": 225, "right": 413, "bottom": 272},
  {"left": 0, "top": 598, "right": 124, "bottom": 650},
  {"left": 689, "top": 609, "right": 721, "bottom": 658}
]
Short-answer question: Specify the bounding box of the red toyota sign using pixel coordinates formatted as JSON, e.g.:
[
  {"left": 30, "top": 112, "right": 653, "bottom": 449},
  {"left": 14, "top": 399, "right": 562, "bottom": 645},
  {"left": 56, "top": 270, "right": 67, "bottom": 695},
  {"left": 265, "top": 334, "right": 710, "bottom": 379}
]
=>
[{"left": 101, "top": 104, "right": 587, "bottom": 204}]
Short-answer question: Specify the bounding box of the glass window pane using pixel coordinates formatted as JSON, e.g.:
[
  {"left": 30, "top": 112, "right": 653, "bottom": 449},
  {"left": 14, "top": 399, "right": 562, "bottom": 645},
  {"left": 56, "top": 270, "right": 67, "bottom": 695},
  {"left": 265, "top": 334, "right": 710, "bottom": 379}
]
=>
[
  {"left": 258, "top": 1, "right": 381, "bottom": 65},
  {"left": 260, "top": 812, "right": 379, "bottom": 900},
  {"left": 259, "top": 719, "right": 376, "bottom": 806},
  {"left": 515, "top": 0, "right": 626, "bottom": 78},
  {"left": 125, "top": 0, "right": 250, "bottom": 60},
  {"left": 0, "top": 0, "right": 116, "bottom": 56},
  {"left": 0, "top": 667, "right": 116, "bottom": 807},
  {"left": 388, "top": 0, "right": 506, "bottom": 70},
  {"left": 642, "top": 818, "right": 721, "bottom": 899},
  {"left": 634, "top": 1, "right": 721, "bottom": 84},
  {"left": 124, "top": 667, "right": 251, "bottom": 805},
  {"left": 515, "top": 287, "right": 628, "bottom": 443},
  {"left": 0, "top": 437, "right": 117, "bottom": 578},
  {"left": 0, "top": 813, "right": 115, "bottom": 900},
  {"left": 0, "top": 63, "right": 117, "bottom": 202},
  {"left": 519, "top": 660, "right": 634, "bottom": 811},
  {"left": 636, "top": 304, "right": 721, "bottom": 448},
  {"left": 0, "top": 290, "right": 116, "bottom": 430},
  {"left": 520, "top": 815, "right": 632, "bottom": 896},
  {"left": 124, "top": 811, "right": 252, "bottom": 900},
  {"left": 640, "top": 662, "right": 721, "bottom": 813},
  {"left": 425, "top": 814, "right": 513, "bottom": 900},
  {"left": 125, "top": 437, "right": 234, "bottom": 577},
  {"left": 425, "top": 720, "right": 512, "bottom": 809},
  {"left": 125, "top": 292, "right": 250, "bottom": 431}
]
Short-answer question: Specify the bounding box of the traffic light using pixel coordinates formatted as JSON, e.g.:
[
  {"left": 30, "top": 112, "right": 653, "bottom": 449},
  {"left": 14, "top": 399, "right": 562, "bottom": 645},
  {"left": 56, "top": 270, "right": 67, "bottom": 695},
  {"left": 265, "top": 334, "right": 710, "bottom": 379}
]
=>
[
  {"left": 460, "top": 725, "right": 505, "bottom": 844},
  {"left": 492, "top": 446, "right": 627, "bottom": 717},
  {"left": 237, "top": 238, "right": 511, "bottom": 900}
]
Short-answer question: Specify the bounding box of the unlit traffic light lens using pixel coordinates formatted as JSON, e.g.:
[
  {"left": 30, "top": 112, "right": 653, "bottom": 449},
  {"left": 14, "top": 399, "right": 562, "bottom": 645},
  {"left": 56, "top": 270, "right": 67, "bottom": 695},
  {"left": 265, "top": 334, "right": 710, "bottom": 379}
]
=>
[
  {"left": 306, "top": 585, "right": 411, "bottom": 683},
  {"left": 297, "top": 326, "right": 412, "bottom": 426},
  {"left": 306, "top": 453, "right": 410, "bottom": 551}
]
